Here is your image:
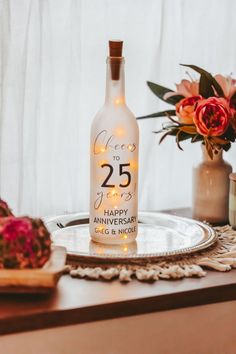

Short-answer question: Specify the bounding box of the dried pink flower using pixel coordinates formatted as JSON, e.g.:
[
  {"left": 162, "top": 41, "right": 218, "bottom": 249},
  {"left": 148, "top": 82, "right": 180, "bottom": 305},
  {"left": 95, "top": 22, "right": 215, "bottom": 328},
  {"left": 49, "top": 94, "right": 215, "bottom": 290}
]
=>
[
  {"left": 0, "top": 199, "right": 13, "bottom": 217},
  {"left": 0, "top": 217, "right": 51, "bottom": 269}
]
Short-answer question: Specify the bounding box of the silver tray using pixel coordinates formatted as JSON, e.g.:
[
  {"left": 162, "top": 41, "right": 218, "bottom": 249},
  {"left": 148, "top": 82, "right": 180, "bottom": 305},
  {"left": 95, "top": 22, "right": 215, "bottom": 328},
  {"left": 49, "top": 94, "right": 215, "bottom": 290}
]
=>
[{"left": 45, "top": 212, "right": 217, "bottom": 263}]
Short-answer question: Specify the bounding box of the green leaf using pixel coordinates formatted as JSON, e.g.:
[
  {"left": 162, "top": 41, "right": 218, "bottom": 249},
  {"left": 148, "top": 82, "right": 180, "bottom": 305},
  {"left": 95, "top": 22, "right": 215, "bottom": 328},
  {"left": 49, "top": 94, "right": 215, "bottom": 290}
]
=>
[
  {"left": 180, "top": 64, "right": 224, "bottom": 97},
  {"left": 155, "top": 128, "right": 179, "bottom": 144},
  {"left": 222, "top": 142, "right": 231, "bottom": 152},
  {"left": 168, "top": 128, "right": 181, "bottom": 136},
  {"left": 230, "top": 92, "right": 236, "bottom": 109},
  {"left": 159, "top": 131, "right": 172, "bottom": 144},
  {"left": 176, "top": 131, "right": 184, "bottom": 150},
  {"left": 153, "top": 130, "right": 164, "bottom": 134},
  {"left": 147, "top": 81, "right": 184, "bottom": 105},
  {"left": 165, "top": 114, "right": 180, "bottom": 125},
  {"left": 137, "top": 110, "right": 176, "bottom": 120},
  {"left": 231, "top": 92, "right": 236, "bottom": 100},
  {"left": 169, "top": 95, "right": 185, "bottom": 105},
  {"left": 199, "top": 73, "right": 214, "bottom": 98},
  {"left": 176, "top": 130, "right": 193, "bottom": 150},
  {"left": 191, "top": 134, "right": 203, "bottom": 143},
  {"left": 222, "top": 125, "right": 236, "bottom": 142}
]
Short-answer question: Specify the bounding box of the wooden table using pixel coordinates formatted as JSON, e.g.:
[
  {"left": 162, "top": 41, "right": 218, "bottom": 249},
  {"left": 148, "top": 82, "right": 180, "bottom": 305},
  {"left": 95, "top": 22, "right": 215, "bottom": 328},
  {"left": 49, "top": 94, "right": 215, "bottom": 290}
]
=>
[{"left": 1, "top": 209, "right": 236, "bottom": 354}]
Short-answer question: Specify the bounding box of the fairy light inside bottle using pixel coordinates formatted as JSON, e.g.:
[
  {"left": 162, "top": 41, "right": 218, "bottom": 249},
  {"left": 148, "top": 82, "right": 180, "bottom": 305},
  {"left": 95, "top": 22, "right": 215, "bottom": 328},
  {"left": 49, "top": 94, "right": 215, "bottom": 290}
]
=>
[
  {"left": 115, "top": 97, "right": 124, "bottom": 105},
  {"left": 116, "top": 128, "right": 125, "bottom": 136},
  {"left": 97, "top": 225, "right": 104, "bottom": 232},
  {"left": 111, "top": 189, "right": 117, "bottom": 196},
  {"left": 99, "top": 159, "right": 107, "bottom": 167}
]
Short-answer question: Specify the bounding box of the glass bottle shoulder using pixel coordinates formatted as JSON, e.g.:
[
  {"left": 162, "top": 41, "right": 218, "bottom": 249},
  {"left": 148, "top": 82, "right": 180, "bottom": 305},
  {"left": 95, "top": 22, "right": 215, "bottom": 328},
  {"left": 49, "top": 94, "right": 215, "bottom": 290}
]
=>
[{"left": 91, "top": 103, "right": 139, "bottom": 133}]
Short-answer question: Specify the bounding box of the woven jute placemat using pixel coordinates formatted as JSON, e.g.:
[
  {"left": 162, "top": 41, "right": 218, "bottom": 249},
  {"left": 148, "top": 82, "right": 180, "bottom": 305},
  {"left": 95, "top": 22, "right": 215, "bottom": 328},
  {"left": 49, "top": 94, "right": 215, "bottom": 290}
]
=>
[{"left": 67, "top": 225, "right": 236, "bottom": 282}]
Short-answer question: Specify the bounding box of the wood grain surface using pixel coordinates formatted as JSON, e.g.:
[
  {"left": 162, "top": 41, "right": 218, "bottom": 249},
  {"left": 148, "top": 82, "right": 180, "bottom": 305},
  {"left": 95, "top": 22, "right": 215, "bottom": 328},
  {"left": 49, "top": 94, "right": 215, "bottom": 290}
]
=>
[
  {"left": 1, "top": 269, "right": 236, "bottom": 335},
  {"left": 1, "top": 208, "right": 236, "bottom": 336}
]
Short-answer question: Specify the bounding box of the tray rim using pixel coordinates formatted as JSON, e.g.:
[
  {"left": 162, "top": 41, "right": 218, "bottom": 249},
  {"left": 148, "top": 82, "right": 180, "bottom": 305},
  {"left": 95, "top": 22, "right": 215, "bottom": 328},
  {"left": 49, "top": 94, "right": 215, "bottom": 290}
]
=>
[
  {"left": 45, "top": 212, "right": 218, "bottom": 262},
  {"left": 0, "top": 246, "right": 67, "bottom": 293}
]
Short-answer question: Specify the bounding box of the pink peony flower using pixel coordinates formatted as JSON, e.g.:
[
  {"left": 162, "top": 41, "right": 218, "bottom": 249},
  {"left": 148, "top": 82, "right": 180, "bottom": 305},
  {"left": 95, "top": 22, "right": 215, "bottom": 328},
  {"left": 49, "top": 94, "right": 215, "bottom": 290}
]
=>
[
  {"left": 175, "top": 79, "right": 199, "bottom": 97},
  {"left": 214, "top": 74, "right": 236, "bottom": 99},
  {"left": 164, "top": 79, "right": 199, "bottom": 100},
  {"left": 214, "top": 74, "right": 236, "bottom": 117},
  {"left": 194, "top": 97, "right": 230, "bottom": 136},
  {"left": 176, "top": 95, "right": 202, "bottom": 124}
]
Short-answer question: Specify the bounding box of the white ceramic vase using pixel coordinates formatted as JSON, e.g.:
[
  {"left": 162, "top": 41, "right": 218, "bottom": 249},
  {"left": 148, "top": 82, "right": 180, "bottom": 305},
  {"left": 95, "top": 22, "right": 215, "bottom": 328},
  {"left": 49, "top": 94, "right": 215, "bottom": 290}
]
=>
[{"left": 192, "top": 145, "right": 232, "bottom": 224}]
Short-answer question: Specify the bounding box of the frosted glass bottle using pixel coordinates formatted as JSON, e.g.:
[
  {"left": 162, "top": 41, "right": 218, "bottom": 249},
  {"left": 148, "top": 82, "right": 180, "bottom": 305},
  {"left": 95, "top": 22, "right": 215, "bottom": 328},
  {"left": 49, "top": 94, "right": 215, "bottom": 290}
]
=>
[{"left": 89, "top": 41, "right": 139, "bottom": 244}]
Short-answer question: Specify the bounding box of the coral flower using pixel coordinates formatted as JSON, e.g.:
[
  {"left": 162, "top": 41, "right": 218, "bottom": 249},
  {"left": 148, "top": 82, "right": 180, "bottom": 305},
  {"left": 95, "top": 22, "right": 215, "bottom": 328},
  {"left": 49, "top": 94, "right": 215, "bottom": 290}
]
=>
[
  {"left": 194, "top": 97, "right": 230, "bottom": 136},
  {"left": 176, "top": 95, "right": 202, "bottom": 124}
]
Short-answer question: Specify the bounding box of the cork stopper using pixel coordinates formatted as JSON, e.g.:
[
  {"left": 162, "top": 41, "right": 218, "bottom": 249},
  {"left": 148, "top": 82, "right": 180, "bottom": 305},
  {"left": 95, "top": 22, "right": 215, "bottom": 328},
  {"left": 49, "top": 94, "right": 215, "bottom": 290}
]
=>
[
  {"left": 109, "top": 40, "right": 123, "bottom": 57},
  {"left": 109, "top": 40, "right": 123, "bottom": 81}
]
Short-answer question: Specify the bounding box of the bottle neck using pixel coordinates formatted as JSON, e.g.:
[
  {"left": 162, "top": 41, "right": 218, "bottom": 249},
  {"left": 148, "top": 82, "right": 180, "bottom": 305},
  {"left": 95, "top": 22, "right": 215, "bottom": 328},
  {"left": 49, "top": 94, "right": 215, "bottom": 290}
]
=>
[{"left": 105, "top": 57, "right": 125, "bottom": 106}]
